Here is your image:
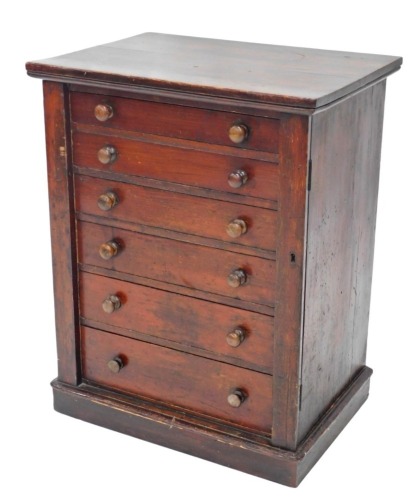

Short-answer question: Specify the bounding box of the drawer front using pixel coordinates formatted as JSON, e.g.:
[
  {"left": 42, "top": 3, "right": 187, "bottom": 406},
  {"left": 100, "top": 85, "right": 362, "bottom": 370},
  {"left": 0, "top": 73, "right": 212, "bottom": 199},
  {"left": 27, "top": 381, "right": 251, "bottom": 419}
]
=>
[
  {"left": 82, "top": 326, "right": 273, "bottom": 432},
  {"left": 72, "top": 132, "right": 280, "bottom": 202},
  {"left": 78, "top": 221, "right": 277, "bottom": 307},
  {"left": 71, "top": 92, "right": 280, "bottom": 154},
  {"left": 75, "top": 175, "right": 278, "bottom": 251},
  {"left": 80, "top": 272, "right": 274, "bottom": 372}
]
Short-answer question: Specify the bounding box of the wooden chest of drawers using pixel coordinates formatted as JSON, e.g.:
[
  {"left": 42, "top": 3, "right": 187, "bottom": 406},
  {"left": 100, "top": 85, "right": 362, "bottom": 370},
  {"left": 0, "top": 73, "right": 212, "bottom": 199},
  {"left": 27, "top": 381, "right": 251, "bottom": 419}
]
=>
[{"left": 26, "top": 33, "right": 401, "bottom": 487}]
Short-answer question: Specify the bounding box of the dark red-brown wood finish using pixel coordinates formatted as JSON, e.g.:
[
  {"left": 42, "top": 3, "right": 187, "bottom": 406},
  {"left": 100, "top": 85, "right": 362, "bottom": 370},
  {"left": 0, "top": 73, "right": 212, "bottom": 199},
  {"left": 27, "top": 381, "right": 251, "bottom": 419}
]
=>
[
  {"left": 299, "top": 81, "right": 387, "bottom": 440},
  {"left": 82, "top": 326, "right": 273, "bottom": 433},
  {"left": 72, "top": 131, "right": 280, "bottom": 208},
  {"left": 27, "top": 33, "right": 401, "bottom": 108},
  {"left": 71, "top": 91, "right": 280, "bottom": 153},
  {"left": 272, "top": 114, "right": 309, "bottom": 449},
  {"left": 26, "top": 33, "right": 401, "bottom": 487},
  {"left": 74, "top": 174, "right": 279, "bottom": 251},
  {"left": 43, "top": 82, "right": 80, "bottom": 385},
  {"left": 79, "top": 272, "right": 275, "bottom": 373},
  {"left": 77, "top": 220, "right": 277, "bottom": 306}
]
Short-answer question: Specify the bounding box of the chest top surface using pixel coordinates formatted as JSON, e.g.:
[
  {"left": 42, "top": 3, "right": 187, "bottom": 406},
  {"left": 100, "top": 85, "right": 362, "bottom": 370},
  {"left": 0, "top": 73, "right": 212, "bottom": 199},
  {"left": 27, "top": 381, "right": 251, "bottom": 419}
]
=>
[{"left": 26, "top": 32, "right": 401, "bottom": 109}]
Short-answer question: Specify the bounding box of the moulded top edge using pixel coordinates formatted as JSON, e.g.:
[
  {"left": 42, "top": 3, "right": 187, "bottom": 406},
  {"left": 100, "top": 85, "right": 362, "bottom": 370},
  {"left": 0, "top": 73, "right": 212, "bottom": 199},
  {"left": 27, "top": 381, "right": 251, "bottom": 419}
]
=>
[{"left": 26, "top": 32, "right": 403, "bottom": 110}]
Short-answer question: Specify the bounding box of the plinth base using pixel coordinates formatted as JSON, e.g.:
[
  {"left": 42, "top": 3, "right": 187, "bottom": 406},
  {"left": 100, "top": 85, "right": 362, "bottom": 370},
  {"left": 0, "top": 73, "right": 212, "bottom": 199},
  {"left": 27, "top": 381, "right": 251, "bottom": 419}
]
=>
[{"left": 52, "top": 366, "right": 372, "bottom": 487}]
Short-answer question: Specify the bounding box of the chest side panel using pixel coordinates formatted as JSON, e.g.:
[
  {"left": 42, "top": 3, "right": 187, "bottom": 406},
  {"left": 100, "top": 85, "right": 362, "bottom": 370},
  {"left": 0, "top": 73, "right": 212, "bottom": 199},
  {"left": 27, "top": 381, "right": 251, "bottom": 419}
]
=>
[{"left": 299, "top": 81, "right": 386, "bottom": 440}]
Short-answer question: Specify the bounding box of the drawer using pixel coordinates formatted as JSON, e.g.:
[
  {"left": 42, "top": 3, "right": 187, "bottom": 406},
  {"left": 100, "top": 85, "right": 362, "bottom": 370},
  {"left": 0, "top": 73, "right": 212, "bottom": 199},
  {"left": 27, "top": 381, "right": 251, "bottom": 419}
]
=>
[
  {"left": 80, "top": 272, "right": 274, "bottom": 372},
  {"left": 81, "top": 326, "right": 273, "bottom": 432},
  {"left": 72, "top": 132, "right": 280, "bottom": 203},
  {"left": 77, "top": 221, "right": 277, "bottom": 307},
  {"left": 70, "top": 92, "right": 280, "bottom": 154},
  {"left": 75, "top": 175, "right": 278, "bottom": 252}
]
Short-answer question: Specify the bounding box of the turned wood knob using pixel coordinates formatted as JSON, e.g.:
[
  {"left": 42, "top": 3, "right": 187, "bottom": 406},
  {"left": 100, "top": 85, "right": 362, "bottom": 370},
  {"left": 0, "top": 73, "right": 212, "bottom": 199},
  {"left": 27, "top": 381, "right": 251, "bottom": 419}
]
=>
[
  {"left": 97, "top": 145, "right": 117, "bottom": 165},
  {"left": 226, "top": 219, "right": 247, "bottom": 238},
  {"left": 107, "top": 356, "right": 124, "bottom": 373},
  {"left": 227, "top": 269, "right": 247, "bottom": 288},
  {"left": 99, "top": 240, "right": 120, "bottom": 260},
  {"left": 102, "top": 295, "right": 122, "bottom": 314},
  {"left": 227, "top": 389, "right": 247, "bottom": 408},
  {"left": 228, "top": 123, "right": 249, "bottom": 144},
  {"left": 97, "top": 191, "right": 119, "bottom": 211},
  {"left": 94, "top": 103, "right": 114, "bottom": 122},
  {"left": 228, "top": 169, "right": 248, "bottom": 188},
  {"left": 226, "top": 327, "right": 246, "bottom": 347}
]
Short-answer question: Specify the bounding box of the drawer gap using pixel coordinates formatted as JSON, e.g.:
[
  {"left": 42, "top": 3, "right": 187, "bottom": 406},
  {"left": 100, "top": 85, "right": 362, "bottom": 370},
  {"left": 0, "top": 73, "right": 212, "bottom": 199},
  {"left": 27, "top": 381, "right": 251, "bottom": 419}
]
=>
[
  {"left": 72, "top": 123, "right": 279, "bottom": 163},
  {"left": 74, "top": 165, "right": 278, "bottom": 211},
  {"left": 80, "top": 318, "right": 273, "bottom": 375},
  {"left": 79, "top": 265, "right": 276, "bottom": 316}
]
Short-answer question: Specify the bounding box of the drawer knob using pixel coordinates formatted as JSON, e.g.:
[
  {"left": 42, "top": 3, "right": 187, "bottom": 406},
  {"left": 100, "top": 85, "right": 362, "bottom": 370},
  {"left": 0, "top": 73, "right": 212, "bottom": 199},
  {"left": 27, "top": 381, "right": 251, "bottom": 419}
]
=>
[
  {"left": 107, "top": 356, "right": 124, "bottom": 374},
  {"left": 227, "top": 389, "right": 247, "bottom": 408},
  {"left": 227, "top": 269, "right": 247, "bottom": 288},
  {"left": 97, "top": 145, "right": 117, "bottom": 165},
  {"left": 226, "top": 219, "right": 247, "bottom": 238},
  {"left": 228, "top": 169, "right": 248, "bottom": 189},
  {"left": 94, "top": 103, "right": 114, "bottom": 122},
  {"left": 228, "top": 123, "right": 249, "bottom": 144},
  {"left": 226, "top": 327, "right": 246, "bottom": 347},
  {"left": 102, "top": 295, "right": 122, "bottom": 314},
  {"left": 97, "top": 191, "right": 119, "bottom": 211},
  {"left": 99, "top": 240, "right": 120, "bottom": 260}
]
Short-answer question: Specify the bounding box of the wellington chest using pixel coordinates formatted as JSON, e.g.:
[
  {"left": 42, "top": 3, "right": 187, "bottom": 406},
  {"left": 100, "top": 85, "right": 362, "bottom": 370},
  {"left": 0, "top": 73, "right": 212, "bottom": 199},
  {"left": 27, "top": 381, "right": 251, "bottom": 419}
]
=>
[{"left": 26, "top": 33, "right": 402, "bottom": 487}]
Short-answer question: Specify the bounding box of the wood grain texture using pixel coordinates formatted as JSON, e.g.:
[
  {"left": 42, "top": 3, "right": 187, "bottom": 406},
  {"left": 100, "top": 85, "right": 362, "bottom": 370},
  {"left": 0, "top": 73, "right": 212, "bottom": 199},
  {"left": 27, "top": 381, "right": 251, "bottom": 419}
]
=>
[
  {"left": 72, "top": 131, "right": 280, "bottom": 203},
  {"left": 77, "top": 212, "right": 275, "bottom": 260},
  {"left": 81, "top": 326, "right": 273, "bottom": 433},
  {"left": 68, "top": 83, "right": 292, "bottom": 118},
  {"left": 80, "top": 264, "right": 275, "bottom": 316},
  {"left": 43, "top": 81, "right": 79, "bottom": 385},
  {"left": 26, "top": 33, "right": 401, "bottom": 108},
  {"left": 52, "top": 366, "right": 372, "bottom": 487},
  {"left": 70, "top": 92, "right": 280, "bottom": 153},
  {"left": 79, "top": 272, "right": 274, "bottom": 372},
  {"left": 271, "top": 114, "right": 309, "bottom": 449},
  {"left": 73, "top": 124, "right": 278, "bottom": 163},
  {"left": 77, "top": 221, "right": 277, "bottom": 307},
  {"left": 74, "top": 164, "right": 277, "bottom": 212},
  {"left": 74, "top": 174, "right": 278, "bottom": 251},
  {"left": 83, "top": 317, "right": 273, "bottom": 375},
  {"left": 298, "top": 82, "right": 386, "bottom": 440}
]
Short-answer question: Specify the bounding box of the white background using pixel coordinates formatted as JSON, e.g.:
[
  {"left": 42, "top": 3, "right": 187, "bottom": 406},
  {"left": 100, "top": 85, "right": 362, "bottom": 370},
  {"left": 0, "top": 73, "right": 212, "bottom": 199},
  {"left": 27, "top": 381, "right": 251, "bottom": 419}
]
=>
[{"left": 2, "top": 1, "right": 409, "bottom": 498}]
